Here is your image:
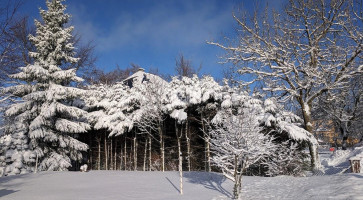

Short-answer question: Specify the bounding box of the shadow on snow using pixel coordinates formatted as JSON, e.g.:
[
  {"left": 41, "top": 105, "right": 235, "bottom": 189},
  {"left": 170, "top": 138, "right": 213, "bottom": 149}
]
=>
[{"left": 184, "top": 171, "right": 232, "bottom": 198}]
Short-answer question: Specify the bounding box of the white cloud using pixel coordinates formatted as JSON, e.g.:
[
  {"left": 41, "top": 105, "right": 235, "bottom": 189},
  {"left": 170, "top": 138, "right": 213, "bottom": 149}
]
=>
[{"left": 68, "top": 1, "right": 234, "bottom": 52}]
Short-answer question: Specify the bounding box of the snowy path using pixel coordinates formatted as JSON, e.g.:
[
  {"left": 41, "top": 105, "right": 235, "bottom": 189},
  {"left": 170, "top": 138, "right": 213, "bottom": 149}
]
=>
[{"left": 1, "top": 171, "right": 363, "bottom": 200}]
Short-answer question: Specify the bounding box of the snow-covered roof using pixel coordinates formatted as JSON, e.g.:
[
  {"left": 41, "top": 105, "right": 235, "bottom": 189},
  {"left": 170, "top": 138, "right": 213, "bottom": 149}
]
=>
[{"left": 123, "top": 68, "right": 167, "bottom": 88}]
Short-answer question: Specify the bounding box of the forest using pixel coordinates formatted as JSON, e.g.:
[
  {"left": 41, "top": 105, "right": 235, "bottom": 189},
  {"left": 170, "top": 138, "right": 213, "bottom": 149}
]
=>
[{"left": 0, "top": 0, "right": 362, "bottom": 199}]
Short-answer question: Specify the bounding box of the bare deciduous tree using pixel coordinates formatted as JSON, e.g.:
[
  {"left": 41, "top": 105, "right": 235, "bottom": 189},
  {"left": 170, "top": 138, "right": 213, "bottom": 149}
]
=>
[
  {"left": 175, "top": 54, "right": 201, "bottom": 78},
  {"left": 85, "top": 64, "right": 139, "bottom": 85},
  {"left": 209, "top": 107, "right": 275, "bottom": 199},
  {"left": 209, "top": 0, "right": 362, "bottom": 170},
  {"left": 0, "top": 0, "right": 24, "bottom": 87},
  {"left": 317, "top": 76, "right": 363, "bottom": 149}
]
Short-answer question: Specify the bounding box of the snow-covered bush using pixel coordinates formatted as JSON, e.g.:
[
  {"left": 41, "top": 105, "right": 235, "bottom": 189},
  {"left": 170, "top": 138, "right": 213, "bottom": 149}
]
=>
[{"left": 80, "top": 164, "right": 88, "bottom": 172}]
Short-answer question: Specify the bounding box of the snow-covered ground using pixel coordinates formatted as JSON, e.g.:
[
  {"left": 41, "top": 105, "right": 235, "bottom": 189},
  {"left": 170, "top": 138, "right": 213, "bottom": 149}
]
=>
[
  {"left": 321, "top": 147, "right": 363, "bottom": 175},
  {"left": 1, "top": 170, "right": 363, "bottom": 200},
  {"left": 241, "top": 174, "right": 363, "bottom": 200}
]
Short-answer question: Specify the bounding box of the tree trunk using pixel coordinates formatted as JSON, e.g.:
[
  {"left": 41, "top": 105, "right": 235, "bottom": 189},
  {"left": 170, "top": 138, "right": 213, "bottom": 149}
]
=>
[
  {"left": 238, "top": 165, "right": 244, "bottom": 195},
  {"left": 143, "top": 137, "right": 147, "bottom": 171},
  {"left": 201, "top": 113, "right": 211, "bottom": 172},
  {"left": 233, "top": 182, "right": 239, "bottom": 200},
  {"left": 114, "top": 139, "right": 117, "bottom": 170},
  {"left": 340, "top": 122, "right": 349, "bottom": 150},
  {"left": 124, "top": 137, "right": 127, "bottom": 170},
  {"left": 110, "top": 138, "right": 113, "bottom": 170},
  {"left": 120, "top": 137, "right": 123, "bottom": 170},
  {"left": 97, "top": 136, "right": 101, "bottom": 170},
  {"left": 158, "top": 124, "right": 165, "bottom": 172},
  {"left": 129, "top": 152, "right": 132, "bottom": 170},
  {"left": 206, "top": 138, "right": 211, "bottom": 172},
  {"left": 301, "top": 103, "right": 321, "bottom": 171},
  {"left": 35, "top": 153, "right": 38, "bottom": 173},
  {"left": 149, "top": 135, "right": 152, "bottom": 171},
  {"left": 233, "top": 155, "right": 239, "bottom": 200},
  {"left": 104, "top": 132, "right": 108, "bottom": 170},
  {"left": 175, "top": 122, "right": 183, "bottom": 195},
  {"left": 185, "top": 119, "right": 191, "bottom": 171},
  {"left": 133, "top": 135, "right": 138, "bottom": 171},
  {"left": 89, "top": 134, "right": 92, "bottom": 170}
]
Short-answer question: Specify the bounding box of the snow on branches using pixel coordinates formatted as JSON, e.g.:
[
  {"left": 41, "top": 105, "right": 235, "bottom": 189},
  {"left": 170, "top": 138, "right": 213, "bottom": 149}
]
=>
[
  {"left": 209, "top": 106, "right": 274, "bottom": 199},
  {"left": 0, "top": 0, "right": 89, "bottom": 175},
  {"left": 210, "top": 0, "right": 362, "bottom": 170}
]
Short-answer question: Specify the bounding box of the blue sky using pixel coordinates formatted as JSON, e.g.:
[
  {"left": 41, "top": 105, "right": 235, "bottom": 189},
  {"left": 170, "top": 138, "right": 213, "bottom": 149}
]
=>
[{"left": 20, "top": 0, "right": 282, "bottom": 79}]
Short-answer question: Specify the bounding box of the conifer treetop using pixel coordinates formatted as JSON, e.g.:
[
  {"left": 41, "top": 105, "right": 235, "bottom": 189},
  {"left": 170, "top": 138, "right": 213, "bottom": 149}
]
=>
[{"left": 29, "top": 0, "right": 78, "bottom": 67}]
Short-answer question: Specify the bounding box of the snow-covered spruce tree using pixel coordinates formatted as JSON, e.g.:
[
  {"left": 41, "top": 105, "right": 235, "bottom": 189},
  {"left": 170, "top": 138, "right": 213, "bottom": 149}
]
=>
[
  {"left": 210, "top": 105, "right": 275, "bottom": 200},
  {"left": 1, "top": 0, "right": 89, "bottom": 174},
  {"left": 0, "top": 122, "right": 36, "bottom": 175}
]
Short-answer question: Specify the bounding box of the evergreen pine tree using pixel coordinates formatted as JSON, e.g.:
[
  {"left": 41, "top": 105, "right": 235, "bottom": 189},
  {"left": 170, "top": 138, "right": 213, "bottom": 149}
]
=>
[{"left": 0, "top": 0, "right": 89, "bottom": 175}]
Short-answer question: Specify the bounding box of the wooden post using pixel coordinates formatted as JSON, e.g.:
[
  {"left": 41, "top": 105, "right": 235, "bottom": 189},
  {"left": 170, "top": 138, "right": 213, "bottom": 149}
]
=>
[{"left": 350, "top": 158, "right": 361, "bottom": 173}]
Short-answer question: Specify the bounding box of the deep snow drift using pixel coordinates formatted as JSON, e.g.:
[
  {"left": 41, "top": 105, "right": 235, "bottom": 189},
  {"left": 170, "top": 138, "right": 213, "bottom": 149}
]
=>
[{"left": 1, "top": 171, "right": 363, "bottom": 200}]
